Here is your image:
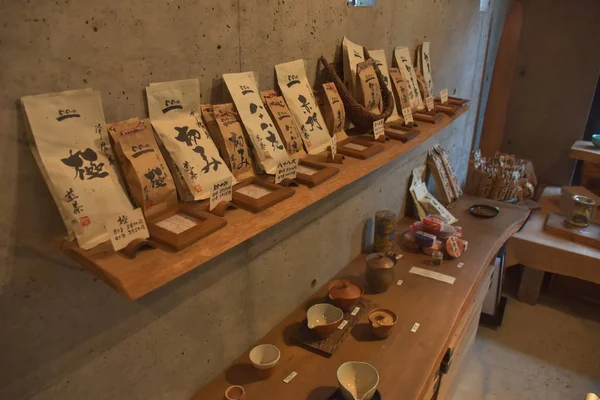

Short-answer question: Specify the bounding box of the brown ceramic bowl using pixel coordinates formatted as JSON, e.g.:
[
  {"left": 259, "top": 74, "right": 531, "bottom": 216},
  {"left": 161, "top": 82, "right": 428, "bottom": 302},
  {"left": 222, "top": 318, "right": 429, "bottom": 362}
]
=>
[
  {"left": 368, "top": 308, "right": 398, "bottom": 339},
  {"left": 328, "top": 279, "right": 364, "bottom": 312}
]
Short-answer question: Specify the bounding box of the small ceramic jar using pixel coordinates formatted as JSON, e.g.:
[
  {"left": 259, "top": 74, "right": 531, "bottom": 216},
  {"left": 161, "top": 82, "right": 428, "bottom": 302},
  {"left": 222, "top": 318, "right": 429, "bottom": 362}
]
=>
[{"left": 566, "top": 195, "right": 596, "bottom": 227}]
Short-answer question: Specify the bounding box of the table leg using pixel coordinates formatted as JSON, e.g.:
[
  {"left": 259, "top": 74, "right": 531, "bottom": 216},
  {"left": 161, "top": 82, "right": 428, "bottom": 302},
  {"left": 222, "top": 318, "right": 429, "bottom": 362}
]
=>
[{"left": 517, "top": 267, "right": 544, "bottom": 305}]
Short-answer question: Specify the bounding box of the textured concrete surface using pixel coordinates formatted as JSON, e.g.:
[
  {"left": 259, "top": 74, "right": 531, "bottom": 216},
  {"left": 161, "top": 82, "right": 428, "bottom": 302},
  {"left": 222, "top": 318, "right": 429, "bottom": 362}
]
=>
[
  {"left": 0, "top": 0, "right": 511, "bottom": 398},
  {"left": 501, "top": 0, "right": 600, "bottom": 186},
  {"left": 454, "top": 296, "right": 600, "bottom": 400}
]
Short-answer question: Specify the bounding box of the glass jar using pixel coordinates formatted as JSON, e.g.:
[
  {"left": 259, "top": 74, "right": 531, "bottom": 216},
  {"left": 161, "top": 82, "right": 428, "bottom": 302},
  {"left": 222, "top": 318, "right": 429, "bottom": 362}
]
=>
[{"left": 566, "top": 195, "right": 596, "bottom": 228}]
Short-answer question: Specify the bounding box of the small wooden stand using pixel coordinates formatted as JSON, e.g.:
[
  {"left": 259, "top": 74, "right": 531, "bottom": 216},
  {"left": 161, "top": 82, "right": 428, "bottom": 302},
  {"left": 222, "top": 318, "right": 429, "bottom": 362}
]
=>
[
  {"left": 435, "top": 96, "right": 470, "bottom": 115},
  {"left": 295, "top": 159, "right": 340, "bottom": 188},
  {"left": 413, "top": 109, "right": 444, "bottom": 124},
  {"left": 384, "top": 121, "right": 420, "bottom": 143},
  {"left": 146, "top": 203, "right": 227, "bottom": 251},
  {"left": 544, "top": 212, "right": 600, "bottom": 250},
  {"left": 121, "top": 238, "right": 157, "bottom": 259},
  {"left": 326, "top": 151, "right": 345, "bottom": 164},
  {"left": 232, "top": 177, "right": 295, "bottom": 213},
  {"left": 337, "top": 138, "right": 384, "bottom": 160},
  {"left": 208, "top": 201, "right": 238, "bottom": 217}
]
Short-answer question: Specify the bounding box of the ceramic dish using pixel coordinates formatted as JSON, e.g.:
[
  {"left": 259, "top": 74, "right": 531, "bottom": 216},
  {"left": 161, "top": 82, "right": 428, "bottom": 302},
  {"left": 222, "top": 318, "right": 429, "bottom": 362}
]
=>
[
  {"left": 307, "top": 303, "right": 344, "bottom": 339},
  {"left": 249, "top": 344, "right": 280, "bottom": 378},
  {"left": 224, "top": 385, "right": 246, "bottom": 400},
  {"left": 328, "top": 279, "right": 364, "bottom": 312},
  {"left": 592, "top": 134, "right": 600, "bottom": 147},
  {"left": 337, "top": 361, "right": 380, "bottom": 400},
  {"left": 468, "top": 204, "right": 500, "bottom": 218}
]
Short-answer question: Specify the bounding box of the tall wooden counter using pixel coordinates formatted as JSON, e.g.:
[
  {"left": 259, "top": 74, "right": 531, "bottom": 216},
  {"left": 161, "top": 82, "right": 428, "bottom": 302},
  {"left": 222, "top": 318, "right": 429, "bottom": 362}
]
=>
[{"left": 193, "top": 196, "right": 529, "bottom": 400}]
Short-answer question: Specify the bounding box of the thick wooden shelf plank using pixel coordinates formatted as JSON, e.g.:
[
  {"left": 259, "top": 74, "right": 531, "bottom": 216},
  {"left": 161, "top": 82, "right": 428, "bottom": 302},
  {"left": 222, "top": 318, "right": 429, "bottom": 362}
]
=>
[
  {"left": 58, "top": 108, "right": 469, "bottom": 300},
  {"left": 192, "top": 196, "right": 530, "bottom": 400},
  {"left": 569, "top": 140, "right": 600, "bottom": 164}
]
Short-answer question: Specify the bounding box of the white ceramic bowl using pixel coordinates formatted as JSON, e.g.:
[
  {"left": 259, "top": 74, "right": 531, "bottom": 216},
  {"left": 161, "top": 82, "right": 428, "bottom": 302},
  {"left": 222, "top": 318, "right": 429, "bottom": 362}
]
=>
[
  {"left": 337, "top": 361, "right": 379, "bottom": 400},
  {"left": 306, "top": 303, "right": 344, "bottom": 329},
  {"left": 248, "top": 344, "right": 280, "bottom": 370}
]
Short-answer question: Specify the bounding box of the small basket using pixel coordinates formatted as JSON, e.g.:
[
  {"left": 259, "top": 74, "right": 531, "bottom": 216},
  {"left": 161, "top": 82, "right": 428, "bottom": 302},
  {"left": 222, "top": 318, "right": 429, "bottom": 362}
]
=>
[{"left": 318, "top": 50, "right": 394, "bottom": 133}]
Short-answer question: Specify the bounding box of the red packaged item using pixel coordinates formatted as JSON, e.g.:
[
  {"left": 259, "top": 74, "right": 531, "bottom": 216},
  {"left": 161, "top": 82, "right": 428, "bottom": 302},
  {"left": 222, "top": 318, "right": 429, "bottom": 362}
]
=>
[
  {"left": 409, "top": 221, "right": 424, "bottom": 233},
  {"left": 423, "top": 239, "right": 443, "bottom": 256},
  {"left": 415, "top": 231, "right": 437, "bottom": 248},
  {"left": 445, "top": 236, "right": 465, "bottom": 259},
  {"left": 454, "top": 226, "right": 463, "bottom": 238},
  {"left": 437, "top": 224, "right": 456, "bottom": 239},
  {"left": 403, "top": 232, "right": 421, "bottom": 251}
]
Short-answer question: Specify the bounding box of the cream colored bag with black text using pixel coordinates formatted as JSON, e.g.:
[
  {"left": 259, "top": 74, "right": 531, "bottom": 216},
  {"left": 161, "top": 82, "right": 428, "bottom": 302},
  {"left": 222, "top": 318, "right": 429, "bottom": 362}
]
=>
[
  {"left": 147, "top": 79, "right": 234, "bottom": 200},
  {"left": 369, "top": 49, "right": 400, "bottom": 122},
  {"left": 21, "top": 89, "right": 133, "bottom": 250},
  {"left": 342, "top": 37, "right": 365, "bottom": 96}
]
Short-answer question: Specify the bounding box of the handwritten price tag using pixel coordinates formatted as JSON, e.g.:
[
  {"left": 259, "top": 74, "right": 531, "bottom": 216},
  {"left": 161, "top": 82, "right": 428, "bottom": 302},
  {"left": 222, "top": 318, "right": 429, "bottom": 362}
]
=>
[
  {"left": 411, "top": 322, "right": 420, "bottom": 333},
  {"left": 373, "top": 118, "right": 385, "bottom": 140},
  {"left": 283, "top": 371, "right": 298, "bottom": 383},
  {"left": 338, "top": 320, "right": 349, "bottom": 330},
  {"left": 275, "top": 158, "right": 298, "bottom": 184},
  {"left": 351, "top": 307, "right": 360, "bottom": 316},
  {"left": 440, "top": 89, "right": 449, "bottom": 104},
  {"left": 330, "top": 134, "right": 338, "bottom": 159},
  {"left": 402, "top": 107, "right": 414, "bottom": 124},
  {"left": 106, "top": 208, "right": 149, "bottom": 251},
  {"left": 209, "top": 176, "right": 233, "bottom": 211},
  {"left": 425, "top": 96, "right": 435, "bottom": 112}
]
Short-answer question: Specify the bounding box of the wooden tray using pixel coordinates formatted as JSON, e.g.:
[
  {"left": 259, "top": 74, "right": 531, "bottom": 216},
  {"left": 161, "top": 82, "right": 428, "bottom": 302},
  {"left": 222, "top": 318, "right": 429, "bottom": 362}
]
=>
[
  {"left": 295, "top": 159, "right": 340, "bottom": 188},
  {"left": 385, "top": 121, "right": 420, "bottom": 142},
  {"left": 232, "top": 177, "right": 295, "bottom": 213},
  {"left": 293, "top": 298, "right": 370, "bottom": 357},
  {"left": 435, "top": 96, "right": 470, "bottom": 107},
  {"left": 147, "top": 203, "right": 227, "bottom": 251},
  {"left": 337, "top": 138, "right": 384, "bottom": 160},
  {"left": 544, "top": 212, "right": 600, "bottom": 250},
  {"left": 413, "top": 110, "right": 444, "bottom": 124}
]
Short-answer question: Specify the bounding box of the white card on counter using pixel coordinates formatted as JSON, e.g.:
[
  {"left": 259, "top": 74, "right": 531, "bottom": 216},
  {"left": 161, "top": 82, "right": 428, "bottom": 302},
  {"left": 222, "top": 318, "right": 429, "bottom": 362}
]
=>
[
  {"left": 411, "top": 322, "right": 420, "bottom": 333},
  {"left": 155, "top": 213, "right": 199, "bottom": 234},
  {"left": 236, "top": 183, "right": 272, "bottom": 199},
  {"left": 351, "top": 307, "right": 360, "bottom": 316},
  {"left": 440, "top": 89, "right": 449, "bottom": 104},
  {"left": 209, "top": 176, "right": 233, "bottom": 211},
  {"left": 396, "top": 279, "right": 403, "bottom": 286},
  {"left": 330, "top": 134, "right": 338, "bottom": 159},
  {"left": 344, "top": 142, "right": 368, "bottom": 151},
  {"left": 275, "top": 158, "right": 298, "bottom": 184},
  {"left": 338, "top": 320, "right": 349, "bottom": 330},
  {"left": 457, "top": 262, "right": 464, "bottom": 269},
  {"left": 373, "top": 118, "right": 385, "bottom": 140},
  {"left": 425, "top": 96, "right": 435, "bottom": 112},
  {"left": 402, "top": 107, "right": 414, "bottom": 124},
  {"left": 283, "top": 371, "right": 297, "bottom": 383},
  {"left": 409, "top": 266, "right": 456, "bottom": 285},
  {"left": 106, "top": 208, "right": 150, "bottom": 251}
]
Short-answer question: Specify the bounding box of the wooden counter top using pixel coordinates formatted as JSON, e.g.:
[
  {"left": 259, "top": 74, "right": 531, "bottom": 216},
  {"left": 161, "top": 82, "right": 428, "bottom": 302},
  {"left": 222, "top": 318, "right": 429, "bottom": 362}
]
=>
[
  {"left": 569, "top": 140, "right": 600, "bottom": 164},
  {"left": 57, "top": 108, "right": 469, "bottom": 300},
  {"left": 193, "top": 196, "right": 529, "bottom": 400}
]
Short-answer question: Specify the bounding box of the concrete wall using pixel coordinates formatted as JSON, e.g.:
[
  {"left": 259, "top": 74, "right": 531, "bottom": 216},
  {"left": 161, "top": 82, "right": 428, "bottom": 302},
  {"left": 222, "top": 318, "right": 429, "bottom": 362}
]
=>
[
  {"left": 502, "top": 0, "right": 600, "bottom": 186},
  {"left": 0, "top": 1, "right": 511, "bottom": 398}
]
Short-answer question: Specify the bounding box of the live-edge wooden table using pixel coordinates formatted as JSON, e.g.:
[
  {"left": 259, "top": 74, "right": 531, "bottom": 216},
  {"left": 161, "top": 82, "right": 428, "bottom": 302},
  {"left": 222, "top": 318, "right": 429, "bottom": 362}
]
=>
[{"left": 193, "top": 196, "right": 529, "bottom": 400}]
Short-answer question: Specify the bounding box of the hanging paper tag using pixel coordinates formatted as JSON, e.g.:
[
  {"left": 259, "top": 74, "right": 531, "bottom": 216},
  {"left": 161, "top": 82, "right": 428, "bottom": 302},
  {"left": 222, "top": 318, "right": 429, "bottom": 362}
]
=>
[
  {"left": 275, "top": 158, "right": 298, "bottom": 184},
  {"left": 330, "top": 134, "right": 338, "bottom": 159},
  {"left": 440, "top": 89, "right": 449, "bottom": 104},
  {"left": 402, "top": 107, "right": 414, "bottom": 124},
  {"left": 373, "top": 118, "right": 385, "bottom": 140},
  {"left": 209, "top": 176, "right": 233, "bottom": 211},
  {"left": 106, "top": 208, "right": 149, "bottom": 251},
  {"left": 425, "top": 96, "right": 435, "bottom": 112}
]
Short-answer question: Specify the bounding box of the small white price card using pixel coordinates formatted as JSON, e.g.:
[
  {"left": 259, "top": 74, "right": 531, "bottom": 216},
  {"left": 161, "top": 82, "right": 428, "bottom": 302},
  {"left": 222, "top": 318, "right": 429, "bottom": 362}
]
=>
[
  {"left": 283, "top": 371, "right": 297, "bottom": 383},
  {"left": 457, "top": 262, "right": 464, "bottom": 269},
  {"left": 396, "top": 279, "right": 404, "bottom": 286},
  {"left": 209, "top": 176, "right": 233, "bottom": 211},
  {"left": 440, "top": 89, "right": 449, "bottom": 104},
  {"left": 411, "top": 322, "right": 420, "bottom": 333},
  {"left": 330, "top": 134, "right": 338, "bottom": 159},
  {"left": 425, "top": 96, "right": 435, "bottom": 112},
  {"left": 106, "top": 208, "right": 149, "bottom": 251},
  {"left": 351, "top": 307, "right": 360, "bottom": 316},
  {"left": 373, "top": 118, "right": 385, "bottom": 140},
  {"left": 275, "top": 158, "right": 298, "bottom": 184},
  {"left": 338, "top": 320, "right": 349, "bottom": 330},
  {"left": 402, "top": 107, "right": 414, "bottom": 124}
]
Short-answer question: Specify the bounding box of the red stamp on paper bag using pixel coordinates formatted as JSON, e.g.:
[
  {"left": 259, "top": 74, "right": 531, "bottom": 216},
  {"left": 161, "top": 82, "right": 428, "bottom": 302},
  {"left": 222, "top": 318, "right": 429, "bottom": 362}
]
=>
[
  {"left": 194, "top": 184, "right": 202, "bottom": 193},
  {"left": 79, "top": 216, "right": 91, "bottom": 227}
]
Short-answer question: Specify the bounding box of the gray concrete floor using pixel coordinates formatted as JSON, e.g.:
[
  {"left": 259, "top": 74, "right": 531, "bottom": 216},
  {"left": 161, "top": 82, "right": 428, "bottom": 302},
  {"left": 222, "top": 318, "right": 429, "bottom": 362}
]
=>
[{"left": 454, "top": 295, "right": 600, "bottom": 400}]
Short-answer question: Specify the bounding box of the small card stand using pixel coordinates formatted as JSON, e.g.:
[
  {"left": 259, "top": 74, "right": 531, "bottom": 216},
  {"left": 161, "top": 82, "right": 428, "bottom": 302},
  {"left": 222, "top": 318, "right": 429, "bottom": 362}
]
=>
[
  {"left": 435, "top": 96, "right": 469, "bottom": 108},
  {"left": 384, "top": 121, "right": 420, "bottom": 143},
  {"left": 207, "top": 201, "right": 238, "bottom": 217},
  {"left": 295, "top": 159, "right": 339, "bottom": 188},
  {"left": 413, "top": 109, "right": 444, "bottom": 124},
  {"left": 146, "top": 203, "right": 227, "bottom": 251},
  {"left": 121, "top": 238, "right": 157, "bottom": 259},
  {"left": 337, "top": 138, "right": 384, "bottom": 160},
  {"left": 327, "top": 151, "right": 345, "bottom": 164},
  {"left": 232, "top": 177, "right": 295, "bottom": 213},
  {"left": 434, "top": 103, "right": 458, "bottom": 116}
]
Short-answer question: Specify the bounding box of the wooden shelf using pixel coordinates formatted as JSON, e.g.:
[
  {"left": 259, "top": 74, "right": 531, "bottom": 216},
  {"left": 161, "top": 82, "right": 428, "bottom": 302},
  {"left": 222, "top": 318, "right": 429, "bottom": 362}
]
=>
[
  {"left": 569, "top": 140, "right": 600, "bottom": 164},
  {"left": 192, "top": 196, "right": 530, "bottom": 400},
  {"left": 57, "top": 107, "right": 469, "bottom": 300}
]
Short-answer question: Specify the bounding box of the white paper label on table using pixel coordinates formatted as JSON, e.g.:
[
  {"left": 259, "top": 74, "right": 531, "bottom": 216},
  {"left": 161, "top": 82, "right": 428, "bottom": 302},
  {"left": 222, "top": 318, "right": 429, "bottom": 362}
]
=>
[
  {"left": 344, "top": 142, "right": 368, "bottom": 151},
  {"left": 425, "top": 96, "right": 435, "bottom": 112},
  {"left": 409, "top": 266, "right": 456, "bottom": 285},
  {"left": 402, "top": 107, "right": 414, "bottom": 124},
  {"left": 156, "top": 213, "right": 198, "bottom": 234},
  {"left": 283, "top": 371, "right": 298, "bottom": 383},
  {"left": 275, "top": 158, "right": 298, "bottom": 184},
  {"left": 209, "top": 176, "right": 233, "bottom": 211},
  {"left": 440, "top": 89, "right": 449, "bottom": 104},
  {"left": 106, "top": 208, "right": 149, "bottom": 251},
  {"left": 457, "top": 262, "right": 464, "bottom": 269},
  {"left": 396, "top": 279, "right": 403, "bottom": 286},
  {"left": 338, "top": 320, "right": 349, "bottom": 330},
  {"left": 411, "top": 322, "right": 420, "bottom": 333},
  {"left": 373, "top": 119, "right": 385, "bottom": 140},
  {"left": 296, "top": 164, "right": 319, "bottom": 176},
  {"left": 351, "top": 307, "right": 360, "bottom": 316},
  {"left": 330, "top": 134, "right": 337, "bottom": 159},
  {"left": 236, "top": 183, "right": 272, "bottom": 199}
]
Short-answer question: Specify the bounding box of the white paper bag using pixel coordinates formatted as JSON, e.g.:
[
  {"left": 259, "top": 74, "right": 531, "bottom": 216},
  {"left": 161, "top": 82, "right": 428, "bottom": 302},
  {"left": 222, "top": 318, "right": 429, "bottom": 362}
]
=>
[
  {"left": 342, "top": 37, "right": 365, "bottom": 96},
  {"left": 21, "top": 88, "right": 134, "bottom": 249},
  {"left": 421, "top": 42, "right": 435, "bottom": 99},
  {"left": 394, "top": 46, "right": 424, "bottom": 110},
  {"left": 275, "top": 59, "right": 331, "bottom": 155},
  {"left": 146, "top": 79, "right": 234, "bottom": 200},
  {"left": 223, "top": 72, "right": 290, "bottom": 174},
  {"left": 369, "top": 49, "right": 400, "bottom": 122}
]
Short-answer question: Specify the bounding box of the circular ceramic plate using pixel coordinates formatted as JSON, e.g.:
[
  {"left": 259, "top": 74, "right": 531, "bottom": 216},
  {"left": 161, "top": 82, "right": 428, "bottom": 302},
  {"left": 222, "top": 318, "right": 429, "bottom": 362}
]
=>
[
  {"left": 468, "top": 204, "right": 500, "bottom": 218},
  {"left": 329, "top": 389, "right": 382, "bottom": 400}
]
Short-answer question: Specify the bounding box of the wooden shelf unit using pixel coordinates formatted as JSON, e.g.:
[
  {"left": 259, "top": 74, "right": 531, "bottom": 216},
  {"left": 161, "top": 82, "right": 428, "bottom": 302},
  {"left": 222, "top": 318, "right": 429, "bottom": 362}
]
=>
[{"left": 57, "top": 107, "right": 469, "bottom": 300}]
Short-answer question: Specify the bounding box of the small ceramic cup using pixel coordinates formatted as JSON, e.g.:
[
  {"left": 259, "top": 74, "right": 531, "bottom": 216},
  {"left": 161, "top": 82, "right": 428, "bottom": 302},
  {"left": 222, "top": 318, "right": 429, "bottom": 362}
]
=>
[
  {"left": 307, "top": 303, "right": 344, "bottom": 339},
  {"left": 249, "top": 344, "right": 280, "bottom": 379},
  {"left": 224, "top": 385, "right": 245, "bottom": 400},
  {"left": 368, "top": 308, "right": 398, "bottom": 339},
  {"left": 337, "top": 361, "right": 379, "bottom": 400}
]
